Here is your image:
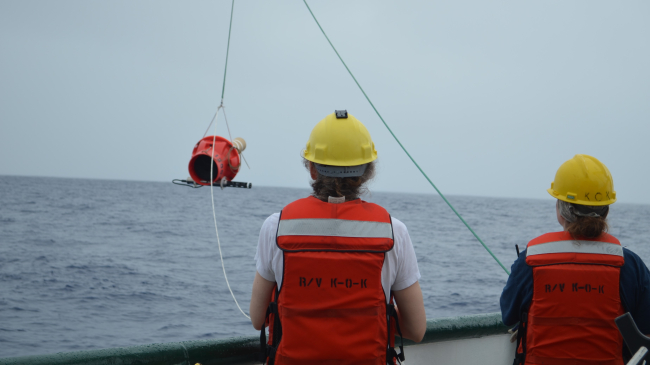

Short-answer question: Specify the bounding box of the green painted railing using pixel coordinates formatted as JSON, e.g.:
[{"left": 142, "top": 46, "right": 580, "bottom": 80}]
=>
[{"left": 0, "top": 313, "right": 509, "bottom": 365}]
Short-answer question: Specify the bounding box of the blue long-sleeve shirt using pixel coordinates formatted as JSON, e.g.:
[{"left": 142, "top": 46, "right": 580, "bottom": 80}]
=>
[{"left": 500, "top": 247, "right": 650, "bottom": 334}]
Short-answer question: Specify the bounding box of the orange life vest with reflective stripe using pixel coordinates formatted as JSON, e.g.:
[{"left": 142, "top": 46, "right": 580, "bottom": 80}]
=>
[
  {"left": 260, "top": 197, "right": 403, "bottom": 365},
  {"left": 516, "top": 231, "right": 625, "bottom": 365}
]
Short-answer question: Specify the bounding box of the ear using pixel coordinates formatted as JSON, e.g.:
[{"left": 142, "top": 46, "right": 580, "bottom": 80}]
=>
[{"left": 309, "top": 162, "right": 318, "bottom": 180}]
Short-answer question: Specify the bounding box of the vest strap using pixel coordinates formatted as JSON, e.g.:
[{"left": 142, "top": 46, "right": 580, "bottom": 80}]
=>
[
  {"left": 513, "top": 312, "right": 528, "bottom": 365},
  {"left": 525, "top": 354, "right": 619, "bottom": 365},
  {"left": 259, "top": 303, "right": 274, "bottom": 361},
  {"left": 266, "top": 345, "right": 277, "bottom": 359},
  {"left": 387, "top": 348, "right": 403, "bottom": 365},
  {"left": 260, "top": 288, "right": 281, "bottom": 365},
  {"left": 514, "top": 352, "right": 525, "bottom": 365},
  {"left": 387, "top": 303, "right": 405, "bottom": 364}
]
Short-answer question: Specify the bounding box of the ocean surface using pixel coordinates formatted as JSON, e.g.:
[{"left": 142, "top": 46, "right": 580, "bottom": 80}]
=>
[{"left": 2, "top": 175, "right": 650, "bottom": 358}]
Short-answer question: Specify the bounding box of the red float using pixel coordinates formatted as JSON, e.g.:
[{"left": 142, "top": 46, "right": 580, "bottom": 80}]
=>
[{"left": 188, "top": 136, "right": 244, "bottom": 186}]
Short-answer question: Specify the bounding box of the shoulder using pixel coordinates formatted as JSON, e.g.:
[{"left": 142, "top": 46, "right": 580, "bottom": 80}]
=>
[
  {"left": 619, "top": 247, "right": 650, "bottom": 323},
  {"left": 508, "top": 248, "right": 533, "bottom": 283},
  {"left": 623, "top": 247, "right": 645, "bottom": 263},
  {"left": 502, "top": 250, "right": 534, "bottom": 295},
  {"left": 386, "top": 216, "right": 420, "bottom": 290},
  {"left": 262, "top": 212, "right": 280, "bottom": 228},
  {"left": 617, "top": 248, "right": 650, "bottom": 303},
  {"left": 513, "top": 249, "right": 532, "bottom": 270},
  {"left": 390, "top": 217, "right": 410, "bottom": 243},
  {"left": 390, "top": 216, "right": 407, "bottom": 232},
  {"left": 389, "top": 217, "right": 415, "bottom": 260},
  {"left": 622, "top": 247, "right": 649, "bottom": 276},
  {"left": 256, "top": 214, "right": 281, "bottom": 264},
  {"left": 260, "top": 213, "right": 280, "bottom": 239}
]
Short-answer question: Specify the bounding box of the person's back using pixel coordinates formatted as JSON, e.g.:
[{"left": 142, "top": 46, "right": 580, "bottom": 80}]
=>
[
  {"left": 250, "top": 111, "right": 426, "bottom": 364},
  {"left": 524, "top": 230, "right": 625, "bottom": 363},
  {"left": 501, "top": 154, "right": 650, "bottom": 364},
  {"left": 272, "top": 196, "right": 395, "bottom": 363}
]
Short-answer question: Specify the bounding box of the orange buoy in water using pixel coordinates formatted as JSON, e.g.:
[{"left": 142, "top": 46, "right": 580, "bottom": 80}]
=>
[{"left": 188, "top": 136, "right": 246, "bottom": 186}]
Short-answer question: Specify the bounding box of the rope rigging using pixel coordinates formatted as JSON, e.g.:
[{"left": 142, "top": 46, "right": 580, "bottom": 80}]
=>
[
  {"left": 202, "top": 0, "right": 511, "bottom": 322},
  {"left": 220, "top": 0, "right": 236, "bottom": 104},
  {"left": 301, "top": 0, "right": 510, "bottom": 276},
  {"left": 207, "top": 0, "right": 251, "bottom": 319}
]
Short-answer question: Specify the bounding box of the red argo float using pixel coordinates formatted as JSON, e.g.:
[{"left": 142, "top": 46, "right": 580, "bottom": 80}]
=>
[{"left": 188, "top": 136, "right": 246, "bottom": 186}]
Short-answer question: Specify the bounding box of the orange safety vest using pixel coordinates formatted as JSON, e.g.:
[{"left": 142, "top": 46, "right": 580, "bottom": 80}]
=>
[
  {"left": 514, "top": 231, "right": 625, "bottom": 365},
  {"left": 260, "top": 196, "right": 404, "bottom": 365}
]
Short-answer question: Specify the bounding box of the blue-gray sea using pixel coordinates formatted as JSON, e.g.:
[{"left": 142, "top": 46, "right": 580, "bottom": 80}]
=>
[{"left": 2, "top": 175, "right": 650, "bottom": 358}]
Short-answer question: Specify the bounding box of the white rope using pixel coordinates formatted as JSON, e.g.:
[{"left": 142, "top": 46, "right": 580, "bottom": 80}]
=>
[{"left": 210, "top": 105, "right": 251, "bottom": 320}]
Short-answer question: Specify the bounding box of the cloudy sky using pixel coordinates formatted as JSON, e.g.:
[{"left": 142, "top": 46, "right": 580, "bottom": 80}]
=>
[{"left": 1, "top": 0, "right": 649, "bottom": 203}]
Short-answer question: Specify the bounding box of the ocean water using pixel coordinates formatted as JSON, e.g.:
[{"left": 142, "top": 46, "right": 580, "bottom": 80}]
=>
[{"left": 2, "top": 175, "right": 650, "bottom": 358}]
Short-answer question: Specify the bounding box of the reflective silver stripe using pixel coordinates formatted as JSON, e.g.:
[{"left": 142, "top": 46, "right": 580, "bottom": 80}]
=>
[
  {"left": 527, "top": 240, "right": 623, "bottom": 257},
  {"left": 278, "top": 219, "right": 393, "bottom": 239}
]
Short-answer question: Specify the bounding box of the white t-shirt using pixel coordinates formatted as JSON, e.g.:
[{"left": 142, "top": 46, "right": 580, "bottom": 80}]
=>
[{"left": 254, "top": 213, "right": 421, "bottom": 302}]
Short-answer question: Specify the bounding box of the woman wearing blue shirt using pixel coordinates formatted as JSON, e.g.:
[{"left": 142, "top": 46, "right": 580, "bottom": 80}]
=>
[{"left": 500, "top": 154, "right": 650, "bottom": 364}]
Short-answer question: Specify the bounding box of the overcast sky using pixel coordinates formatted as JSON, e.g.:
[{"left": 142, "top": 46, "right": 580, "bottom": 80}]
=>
[{"left": 1, "top": 1, "right": 649, "bottom": 204}]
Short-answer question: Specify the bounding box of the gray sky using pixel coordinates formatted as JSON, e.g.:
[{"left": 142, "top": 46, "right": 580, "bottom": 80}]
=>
[{"left": 1, "top": 1, "right": 649, "bottom": 203}]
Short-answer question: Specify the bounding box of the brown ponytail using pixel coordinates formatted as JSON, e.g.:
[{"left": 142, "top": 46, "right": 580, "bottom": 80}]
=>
[{"left": 566, "top": 216, "right": 609, "bottom": 239}]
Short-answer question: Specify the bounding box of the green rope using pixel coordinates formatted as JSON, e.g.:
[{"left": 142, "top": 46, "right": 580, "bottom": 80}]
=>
[
  {"left": 220, "top": 0, "right": 236, "bottom": 103},
  {"left": 302, "top": 0, "right": 510, "bottom": 276}
]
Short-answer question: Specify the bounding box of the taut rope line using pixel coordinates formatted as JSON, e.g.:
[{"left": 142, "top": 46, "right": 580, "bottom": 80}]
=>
[
  {"left": 302, "top": 0, "right": 510, "bottom": 276},
  {"left": 220, "top": 0, "right": 236, "bottom": 104}
]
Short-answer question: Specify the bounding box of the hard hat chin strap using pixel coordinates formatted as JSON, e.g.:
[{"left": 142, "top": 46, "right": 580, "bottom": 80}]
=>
[{"left": 313, "top": 163, "right": 367, "bottom": 178}]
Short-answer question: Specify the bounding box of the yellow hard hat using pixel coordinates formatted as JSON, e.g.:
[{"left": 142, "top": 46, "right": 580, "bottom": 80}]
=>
[
  {"left": 547, "top": 154, "right": 616, "bottom": 206},
  {"left": 303, "top": 110, "right": 377, "bottom": 167}
]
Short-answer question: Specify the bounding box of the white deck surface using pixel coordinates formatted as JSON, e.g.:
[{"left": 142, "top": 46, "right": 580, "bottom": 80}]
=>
[{"left": 405, "top": 334, "right": 516, "bottom": 365}]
